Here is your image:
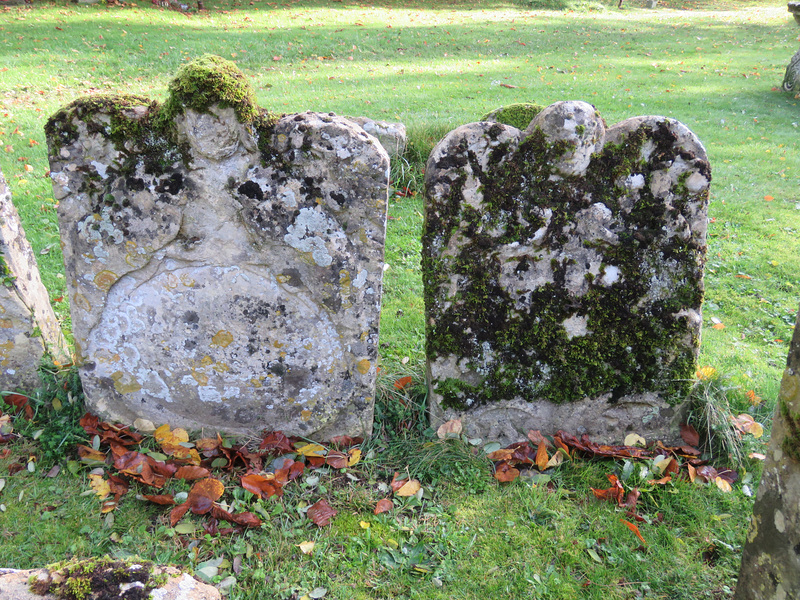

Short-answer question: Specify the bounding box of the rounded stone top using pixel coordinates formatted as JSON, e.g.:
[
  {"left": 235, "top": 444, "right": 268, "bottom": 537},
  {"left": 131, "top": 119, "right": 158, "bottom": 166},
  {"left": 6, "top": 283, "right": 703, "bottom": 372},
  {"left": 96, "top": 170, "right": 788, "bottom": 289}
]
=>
[
  {"left": 525, "top": 100, "right": 605, "bottom": 177},
  {"left": 162, "top": 54, "right": 258, "bottom": 124}
]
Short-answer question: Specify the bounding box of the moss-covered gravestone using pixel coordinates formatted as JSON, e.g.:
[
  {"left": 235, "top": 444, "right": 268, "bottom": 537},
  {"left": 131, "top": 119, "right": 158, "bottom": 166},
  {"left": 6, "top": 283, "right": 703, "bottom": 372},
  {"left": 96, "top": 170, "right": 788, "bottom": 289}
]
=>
[
  {"left": 423, "top": 101, "right": 710, "bottom": 444},
  {"left": 734, "top": 304, "right": 800, "bottom": 600},
  {"left": 45, "top": 55, "right": 389, "bottom": 439},
  {"left": 0, "top": 169, "right": 69, "bottom": 391}
]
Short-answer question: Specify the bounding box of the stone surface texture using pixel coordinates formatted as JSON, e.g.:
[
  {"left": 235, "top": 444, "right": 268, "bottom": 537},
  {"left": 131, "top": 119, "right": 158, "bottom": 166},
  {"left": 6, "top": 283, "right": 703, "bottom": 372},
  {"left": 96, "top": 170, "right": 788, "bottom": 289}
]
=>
[
  {"left": 423, "top": 101, "right": 710, "bottom": 445},
  {"left": 45, "top": 56, "right": 389, "bottom": 439},
  {"left": 0, "top": 564, "right": 220, "bottom": 600},
  {"left": 734, "top": 305, "right": 800, "bottom": 600},
  {"left": 0, "top": 169, "right": 69, "bottom": 391},
  {"left": 348, "top": 116, "right": 407, "bottom": 158}
]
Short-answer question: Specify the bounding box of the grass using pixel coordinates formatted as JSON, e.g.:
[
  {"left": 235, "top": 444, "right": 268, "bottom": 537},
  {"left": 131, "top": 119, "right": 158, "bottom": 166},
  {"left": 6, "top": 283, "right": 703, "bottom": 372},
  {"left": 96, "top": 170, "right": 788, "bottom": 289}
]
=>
[{"left": 0, "top": 0, "right": 795, "bottom": 597}]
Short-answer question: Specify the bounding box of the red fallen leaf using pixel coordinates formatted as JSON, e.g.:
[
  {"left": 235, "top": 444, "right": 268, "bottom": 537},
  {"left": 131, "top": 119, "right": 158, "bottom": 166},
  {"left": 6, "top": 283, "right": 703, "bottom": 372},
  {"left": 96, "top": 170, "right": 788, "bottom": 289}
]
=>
[
  {"left": 209, "top": 504, "right": 262, "bottom": 528},
  {"left": 241, "top": 473, "right": 283, "bottom": 498},
  {"left": 665, "top": 458, "right": 680, "bottom": 475},
  {"left": 115, "top": 451, "right": 155, "bottom": 486},
  {"left": 390, "top": 471, "right": 407, "bottom": 492},
  {"left": 622, "top": 488, "right": 640, "bottom": 509},
  {"left": 108, "top": 474, "right": 129, "bottom": 496},
  {"left": 328, "top": 435, "right": 363, "bottom": 449},
  {"left": 169, "top": 503, "right": 190, "bottom": 527},
  {"left": 552, "top": 435, "right": 571, "bottom": 457},
  {"left": 648, "top": 475, "right": 672, "bottom": 485},
  {"left": 2, "top": 394, "right": 32, "bottom": 419},
  {"left": 259, "top": 431, "right": 295, "bottom": 455},
  {"left": 175, "top": 465, "right": 211, "bottom": 481},
  {"left": 527, "top": 430, "right": 552, "bottom": 448},
  {"left": 308, "top": 498, "right": 337, "bottom": 527},
  {"left": 620, "top": 519, "right": 646, "bottom": 544},
  {"left": 144, "top": 494, "right": 177, "bottom": 505},
  {"left": 510, "top": 442, "right": 535, "bottom": 465},
  {"left": 394, "top": 376, "right": 413, "bottom": 390},
  {"left": 591, "top": 474, "right": 625, "bottom": 504},
  {"left": 677, "top": 445, "right": 701, "bottom": 457},
  {"left": 494, "top": 461, "right": 520, "bottom": 483},
  {"left": 0, "top": 449, "right": 10, "bottom": 459},
  {"left": 8, "top": 462, "right": 24, "bottom": 475},
  {"left": 325, "top": 451, "right": 348, "bottom": 469},
  {"left": 148, "top": 457, "right": 178, "bottom": 479},
  {"left": 186, "top": 478, "right": 225, "bottom": 515},
  {"left": 374, "top": 498, "right": 393, "bottom": 514},
  {"left": 695, "top": 465, "right": 718, "bottom": 483},
  {"left": 680, "top": 423, "right": 700, "bottom": 447},
  {"left": 288, "top": 460, "right": 305, "bottom": 480},
  {"left": 195, "top": 436, "right": 222, "bottom": 455},
  {"left": 717, "top": 468, "right": 738, "bottom": 485},
  {"left": 79, "top": 413, "right": 101, "bottom": 435},
  {"left": 306, "top": 455, "right": 326, "bottom": 468}
]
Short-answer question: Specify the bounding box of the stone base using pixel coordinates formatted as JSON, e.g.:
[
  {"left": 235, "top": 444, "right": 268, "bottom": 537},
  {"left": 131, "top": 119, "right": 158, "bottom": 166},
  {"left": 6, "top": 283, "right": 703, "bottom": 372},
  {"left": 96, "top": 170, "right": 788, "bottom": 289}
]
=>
[{"left": 429, "top": 374, "right": 687, "bottom": 447}]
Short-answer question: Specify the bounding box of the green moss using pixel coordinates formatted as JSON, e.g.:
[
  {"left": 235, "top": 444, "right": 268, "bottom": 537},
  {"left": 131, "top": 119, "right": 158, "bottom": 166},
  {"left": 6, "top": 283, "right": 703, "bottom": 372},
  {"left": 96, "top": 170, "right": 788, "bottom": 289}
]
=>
[
  {"left": 482, "top": 102, "right": 545, "bottom": 130},
  {"left": 160, "top": 54, "right": 258, "bottom": 125},
  {"left": 424, "top": 118, "right": 709, "bottom": 410},
  {"left": 780, "top": 396, "right": 800, "bottom": 462},
  {"left": 32, "top": 557, "right": 164, "bottom": 600}
]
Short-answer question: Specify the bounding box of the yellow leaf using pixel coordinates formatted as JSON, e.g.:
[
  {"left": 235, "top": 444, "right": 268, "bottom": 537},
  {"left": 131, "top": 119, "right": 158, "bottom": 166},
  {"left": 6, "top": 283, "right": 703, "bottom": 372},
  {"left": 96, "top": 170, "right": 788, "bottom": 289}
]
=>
[
  {"left": 296, "top": 443, "right": 326, "bottom": 458},
  {"left": 624, "top": 433, "right": 646, "bottom": 447},
  {"left": 89, "top": 474, "right": 110, "bottom": 499},
  {"left": 395, "top": 479, "right": 421, "bottom": 497},
  {"left": 297, "top": 541, "right": 315, "bottom": 555},
  {"left": 711, "top": 323, "right": 725, "bottom": 330},
  {"left": 715, "top": 477, "right": 732, "bottom": 493},
  {"left": 695, "top": 366, "right": 718, "bottom": 381},
  {"left": 347, "top": 448, "right": 362, "bottom": 467},
  {"left": 545, "top": 449, "right": 566, "bottom": 469},
  {"left": 359, "top": 521, "right": 371, "bottom": 529},
  {"left": 535, "top": 442, "right": 549, "bottom": 471}
]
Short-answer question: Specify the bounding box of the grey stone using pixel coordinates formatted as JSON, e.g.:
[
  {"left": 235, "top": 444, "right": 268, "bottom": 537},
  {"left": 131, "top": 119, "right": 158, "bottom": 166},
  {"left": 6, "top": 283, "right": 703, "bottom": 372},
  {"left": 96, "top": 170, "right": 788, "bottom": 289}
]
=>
[
  {"left": 0, "top": 169, "right": 69, "bottom": 392},
  {"left": 734, "top": 305, "right": 800, "bottom": 600},
  {"left": 348, "top": 117, "right": 407, "bottom": 158},
  {"left": 0, "top": 563, "right": 220, "bottom": 600},
  {"left": 45, "top": 56, "right": 389, "bottom": 439},
  {"left": 423, "top": 101, "right": 710, "bottom": 445}
]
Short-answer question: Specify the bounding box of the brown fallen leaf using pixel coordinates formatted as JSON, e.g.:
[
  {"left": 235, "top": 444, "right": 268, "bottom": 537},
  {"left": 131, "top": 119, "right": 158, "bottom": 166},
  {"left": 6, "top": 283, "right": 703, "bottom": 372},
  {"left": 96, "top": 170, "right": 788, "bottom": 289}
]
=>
[
  {"left": 620, "top": 519, "right": 646, "bottom": 544},
  {"left": 494, "top": 461, "right": 520, "bottom": 483},
  {"left": 374, "top": 498, "right": 393, "bottom": 514},
  {"left": 436, "top": 418, "right": 462, "bottom": 439},
  {"left": 308, "top": 498, "right": 337, "bottom": 527},
  {"left": 535, "top": 441, "right": 549, "bottom": 471},
  {"left": 186, "top": 478, "right": 225, "bottom": 515},
  {"left": 396, "top": 478, "right": 422, "bottom": 497},
  {"left": 175, "top": 465, "right": 211, "bottom": 480},
  {"left": 680, "top": 422, "right": 700, "bottom": 447}
]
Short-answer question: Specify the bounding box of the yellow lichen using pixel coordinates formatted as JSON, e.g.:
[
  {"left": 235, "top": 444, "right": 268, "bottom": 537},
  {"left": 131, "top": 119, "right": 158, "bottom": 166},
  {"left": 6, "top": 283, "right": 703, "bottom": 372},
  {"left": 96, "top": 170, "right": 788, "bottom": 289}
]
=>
[
  {"left": 110, "top": 371, "right": 142, "bottom": 394},
  {"left": 211, "top": 330, "right": 234, "bottom": 348},
  {"left": 356, "top": 359, "right": 371, "bottom": 375}
]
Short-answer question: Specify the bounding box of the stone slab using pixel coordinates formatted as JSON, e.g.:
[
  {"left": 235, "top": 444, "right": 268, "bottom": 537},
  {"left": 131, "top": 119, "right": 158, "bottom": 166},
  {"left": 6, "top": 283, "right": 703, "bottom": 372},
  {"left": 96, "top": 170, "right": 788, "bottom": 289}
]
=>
[
  {"left": 46, "top": 56, "right": 389, "bottom": 439},
  {"left": 734, "top": 304, "right": 800, "bottom": 600},
  {"left": 423, "top": 101, "right": 710, "bottom": 445},
  {"left": 0, "top": 168, "right": 69, "bottom": 392}
]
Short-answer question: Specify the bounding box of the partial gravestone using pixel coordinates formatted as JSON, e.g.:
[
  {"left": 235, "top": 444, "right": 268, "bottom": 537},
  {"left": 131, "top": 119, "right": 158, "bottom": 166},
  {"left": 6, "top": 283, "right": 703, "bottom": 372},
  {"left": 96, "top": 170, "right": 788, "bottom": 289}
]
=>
[
  {"left": 734, "top": 305, "right": 800, "bottom": 600},
  {"left": 0, "top": 169, "right": 69, "bottom": 391},
  {"left": 348, "top": 116, "right": 407, "bottom": 159},
  {"left": 424, "top": 101, "right": 710, "bottom": 445},
  {"left": 783, "top": 3, "right": 800, "bottom": 94},
  {"left": 45, "top": 55, "right": 389, "bottom": 439},
  {"left": 0, "top": 558, "right": 220, "bottom": 600},
  {"left": 482, "top": 102, "right": 544, "bottom": 130}
]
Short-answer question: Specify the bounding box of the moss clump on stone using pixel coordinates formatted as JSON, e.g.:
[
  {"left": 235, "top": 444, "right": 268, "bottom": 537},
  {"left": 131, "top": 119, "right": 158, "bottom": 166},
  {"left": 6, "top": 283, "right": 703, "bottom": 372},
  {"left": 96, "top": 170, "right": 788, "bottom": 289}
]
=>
[
  {"left": 780, "top": 394, "right": 800, "bottom": 462},
  {"left": 29, "top": 557, "right": 168, "bottom": 600},
  {"left": 481, "top": 102, "right": 545, "bottom": 130},
  {"left": 161, "top": 54, "right": 258, "bottom": 124}
]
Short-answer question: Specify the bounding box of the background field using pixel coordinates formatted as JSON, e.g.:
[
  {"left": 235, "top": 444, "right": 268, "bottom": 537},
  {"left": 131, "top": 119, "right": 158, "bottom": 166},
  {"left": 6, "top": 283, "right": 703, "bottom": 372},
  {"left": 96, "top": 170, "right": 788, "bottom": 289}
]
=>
[{"left": 0, "top": 0, "right": 797, "bottom": 598}]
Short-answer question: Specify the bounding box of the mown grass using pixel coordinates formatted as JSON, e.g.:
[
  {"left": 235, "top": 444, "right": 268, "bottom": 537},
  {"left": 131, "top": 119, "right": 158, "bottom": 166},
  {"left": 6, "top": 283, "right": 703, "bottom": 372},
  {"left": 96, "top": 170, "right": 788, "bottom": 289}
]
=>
[{"left": 0, "top": 0, "right": 794, "bottom": 597}]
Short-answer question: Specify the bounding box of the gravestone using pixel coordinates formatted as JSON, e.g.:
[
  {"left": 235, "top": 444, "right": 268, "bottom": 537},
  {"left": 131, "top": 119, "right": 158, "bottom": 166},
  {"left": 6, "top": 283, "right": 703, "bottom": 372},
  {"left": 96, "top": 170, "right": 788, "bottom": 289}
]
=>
[
  {"left": 424, "top": 101, "right": 710, "bottom": 445},
  {"left": 734, "top": 305, "right": 800, "bottom": 600},
  {"left": 45, "top": 55, "right": 389, "bottom": 439},
  {"left": 783, "top": 3, "right": 800, "bottom": 94},
  {"left": 0, "top": 169, "right": 69, "bottom": 391},
  {"left": 348, "top": 117, "right": 407, "bottom": 159}
]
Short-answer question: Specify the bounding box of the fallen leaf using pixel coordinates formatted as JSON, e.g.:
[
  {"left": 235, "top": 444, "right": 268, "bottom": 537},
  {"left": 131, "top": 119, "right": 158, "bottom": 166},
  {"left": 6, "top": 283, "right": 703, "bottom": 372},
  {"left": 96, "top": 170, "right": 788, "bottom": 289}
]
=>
[
  {"left": 731, "top": 414, "right": 763, "bottom": 438},
  {"left": 89, "top": 474, "right": 110, "bottom": 499},
  {"left": 436, "top": 418, "right": 462, "bottom": 439},
  {"left": 620, "top": 519, "right": 646, "bottom": 544},
  {"left": 535, "top": 441, "right": 549, "bottom": 471},
  {"left": 308, "top": 498, "right": 337, "bottom": 527},
  {"left": 374, "top": 498, "right": 393, "bottom": 514},
  {"left": 347, "top": 448, "right": 361, "bottom": 467},
  {"left": 394, "top": 376, "right": 413, "bottom": 390},
  {"left": 748, "top": 452, "right": 766, "bottom": 461},
  {"left": 175, "top": 465, "right": 211, "bottom": 480},
  {"left": 143, "top": 494, "right": 177, "bottom": 505},
  {"left": 186, "top": 478, "right": 225, "bottom": 515},
  {"left": 259, "top": 431, "right": 296, "bottom": 455},
  {"left": 715, "top": 477, "right": 732, "bottom": 493},
  {"left": 493, "top": 461, "right": 520, "bottom": 483},
  {"left": 296, "top": 443, "right": 326, "bottom": 458},
  {"left": 241, "top": 473, "right": 283, "bottom": 499},
  {"left": 298, "top": 541, "right": 315, "bottom": 554},
  {"left": 395, "top": 478, "right": 422, "bottom": 497},
  {"left": 623, "top": 433, "right": 646, "bottom": 447}
]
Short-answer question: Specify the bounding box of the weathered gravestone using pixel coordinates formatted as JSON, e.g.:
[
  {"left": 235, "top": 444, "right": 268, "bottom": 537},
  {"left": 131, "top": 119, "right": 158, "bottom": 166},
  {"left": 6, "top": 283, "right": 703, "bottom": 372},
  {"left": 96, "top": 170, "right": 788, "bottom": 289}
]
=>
[
  {"left": 783, "top": 3, "right": 800, "bottom": 94},
  {"left": 0, "top": 169, "right": 69, "bottom": 391},
  {"left": 734, "top": 305, "right": 800, "bottom": 600},
  {"left": 424, "top": 101, "right": 710, "bottom": 445},
  {"left": 45, "top": 55, "right": 389, "bottom": 439}
]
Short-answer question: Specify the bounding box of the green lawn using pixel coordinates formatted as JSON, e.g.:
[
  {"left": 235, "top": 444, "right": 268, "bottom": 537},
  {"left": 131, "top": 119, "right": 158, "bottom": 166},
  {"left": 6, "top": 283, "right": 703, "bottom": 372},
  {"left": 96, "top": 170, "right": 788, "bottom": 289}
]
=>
[{"left": 0, "top": 0, "right": 796, "bottom": 597}]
